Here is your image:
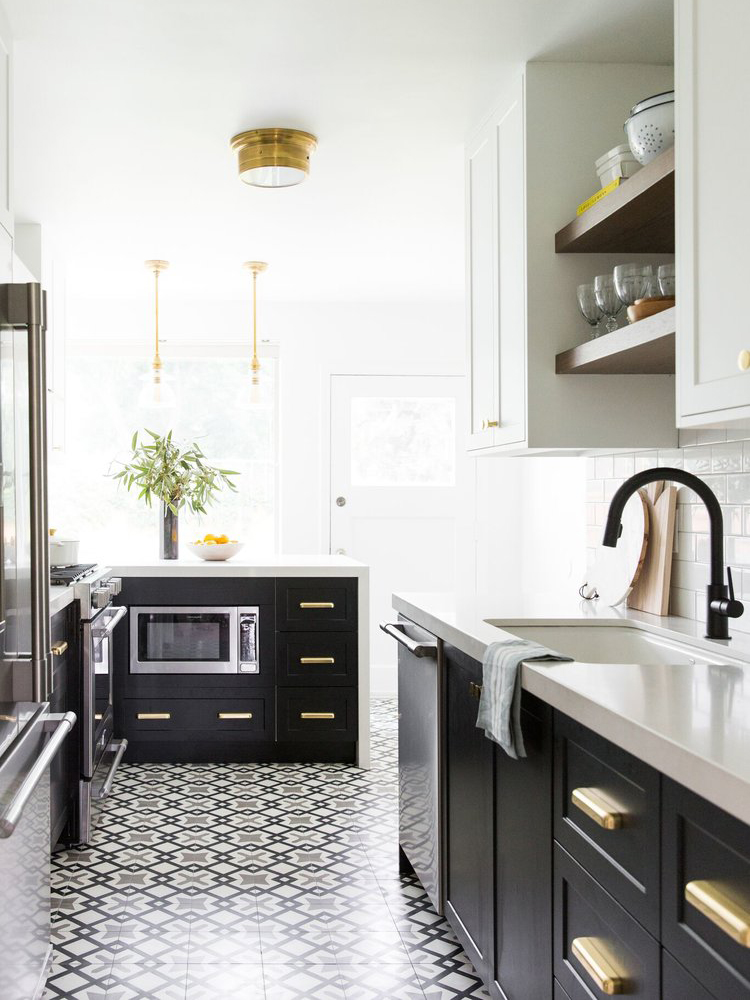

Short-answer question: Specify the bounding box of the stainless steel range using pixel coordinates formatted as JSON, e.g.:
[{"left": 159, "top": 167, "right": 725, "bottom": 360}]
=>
[{"left": 54, "top": 566, "right": 128, "bottom": 844}]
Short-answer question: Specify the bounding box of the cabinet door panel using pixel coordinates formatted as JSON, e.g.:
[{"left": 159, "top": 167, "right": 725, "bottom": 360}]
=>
[
  {"left": 443, "top": 643, "right": 493, "bottom": 982},
  {"left": 677, "top": 0, "right": 750, "bottom": 423}
]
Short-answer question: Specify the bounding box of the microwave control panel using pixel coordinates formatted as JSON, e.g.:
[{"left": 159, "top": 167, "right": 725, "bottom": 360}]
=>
[{"left": 238, "top": 607, "right": 260, "bottom": 673}]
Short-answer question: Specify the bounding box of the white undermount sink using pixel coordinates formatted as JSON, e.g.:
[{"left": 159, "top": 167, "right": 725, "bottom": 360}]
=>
[{"left": 484, "top": 620, "right": 748, "bottom": 668}]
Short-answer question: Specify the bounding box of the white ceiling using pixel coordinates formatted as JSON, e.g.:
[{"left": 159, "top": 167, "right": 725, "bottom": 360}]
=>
[{"left": 6, "top": 0, "right": 672, "bottom": 304}]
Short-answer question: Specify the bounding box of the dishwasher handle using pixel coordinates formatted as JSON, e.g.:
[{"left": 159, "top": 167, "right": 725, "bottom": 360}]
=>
[
  {"left": 380, "top": 621, "right": 438, "bottom": 658},
  {"left": 0, "top": 711, "right": 76, "bottom": 838}
]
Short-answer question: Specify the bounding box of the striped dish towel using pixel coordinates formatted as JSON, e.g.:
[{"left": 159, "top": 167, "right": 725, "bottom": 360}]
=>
[{"left": 475, "top": 640, "right": 572, "bottom": 759}]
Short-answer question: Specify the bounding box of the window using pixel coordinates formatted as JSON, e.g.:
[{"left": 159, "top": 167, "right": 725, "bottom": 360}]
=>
[{"left": 49, "top": 349, "right": 278, "bottom": 560}]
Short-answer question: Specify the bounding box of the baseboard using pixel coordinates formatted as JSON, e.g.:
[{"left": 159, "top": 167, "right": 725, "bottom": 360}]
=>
[{"left": 370, "top": 662, "right": 397, "bottom": 699}]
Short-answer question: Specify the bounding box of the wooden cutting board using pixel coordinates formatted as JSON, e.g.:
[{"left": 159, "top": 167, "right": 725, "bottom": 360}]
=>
[
  {"left": 628, "top": 483, "right": 678, "bottom": 615},
  {"left": 588, "top": 489, "right": 650, "bottom": 607}
]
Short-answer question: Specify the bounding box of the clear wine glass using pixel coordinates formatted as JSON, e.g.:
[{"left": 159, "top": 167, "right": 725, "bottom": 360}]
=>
[
  {"left": 658, "top": 263, "right": 676, "bottom": 297},
  {"left": 577, "top": 283, "right": 603, "bottom": 339},
  {"left": 613, "top": 263, "right": 653, "bottom": 314},
  {"left": 594, "top": 274, "right": 624, "bottom": 334}
]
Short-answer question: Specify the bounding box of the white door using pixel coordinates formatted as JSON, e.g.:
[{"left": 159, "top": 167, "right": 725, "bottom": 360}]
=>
[
  {"left": 330, "top": 374, "right": 468, "bottom": 693},
  {"left": 677, "top": 0, "right": 750, "bottom": 425}
]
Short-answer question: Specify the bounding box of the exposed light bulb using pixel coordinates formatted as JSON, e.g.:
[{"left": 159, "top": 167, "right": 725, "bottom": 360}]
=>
[
  {"left": 249, "top": 373, "right": 262, "bottom": 405},
  {"left": 138, "top": 369, "right": 176, "bottom": 410}
]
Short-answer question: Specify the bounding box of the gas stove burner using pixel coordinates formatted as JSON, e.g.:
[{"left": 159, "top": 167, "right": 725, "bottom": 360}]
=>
[{"left": 51, "top": 563, "right": 98, "bottom": 586}]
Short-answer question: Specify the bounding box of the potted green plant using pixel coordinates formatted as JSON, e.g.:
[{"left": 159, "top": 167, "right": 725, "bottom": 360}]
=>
[{"left": 113, "top": 429, "right": 239, "bottom": 559}]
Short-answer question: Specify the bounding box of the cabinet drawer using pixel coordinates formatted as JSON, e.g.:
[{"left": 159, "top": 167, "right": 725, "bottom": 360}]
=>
[
  {"left": 662, "top": 950, "right": 716, "bottom": 1000},
  {"left": 662, "top": 778, "right": 750, "bottom": 999},
  {"left": 554, "top": 843, "right": 660, "bottom": 999},
  {"left": 276, "top": 633, "right": 357, "bottom": 686},
  {"left": 554, "top": 713, "right": 660, "bottom": 935},
  {"left": 123, "top": 695, "right": 273, "bottom": 738},
  {"left": 276, "top": 687, "right": 357, "bottom": 741},
  {"left": 276, "top": 578, "right": 357, "bottom": 631}
]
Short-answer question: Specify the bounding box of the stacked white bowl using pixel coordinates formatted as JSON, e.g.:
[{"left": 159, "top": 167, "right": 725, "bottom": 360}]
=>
[
  {"left": 624, "top": 90, "right": 675, "bottom": 165},
  {"left": 595, "top": 143, "right": 641, "bottom": 188}
]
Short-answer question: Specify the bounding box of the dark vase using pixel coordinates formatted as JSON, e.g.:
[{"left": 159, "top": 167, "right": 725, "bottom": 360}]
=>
[{"left": 160, "top": 501, "right": 179, "bottom": 560}]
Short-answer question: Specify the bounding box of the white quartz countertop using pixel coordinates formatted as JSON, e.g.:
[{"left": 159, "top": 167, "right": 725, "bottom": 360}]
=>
[
  {"left": 50, "top": 585, "right": 75, "bottom": 617},
  {"left": 393, "top": 591, "right": 750, "bottom": 826},
  {"left": 108, "top": 555, "right": 368, "bottom": 577}
]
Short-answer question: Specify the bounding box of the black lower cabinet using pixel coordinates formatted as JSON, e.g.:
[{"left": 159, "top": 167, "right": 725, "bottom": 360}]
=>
[
  {"left": 49, "top": 602, "right": 79, "bottom": 849},
  {"left": 662, "top": 949, "right": 716, "bottom": 1000},
  {"left": 492, "top": 693, "right": 552, "bottom": 1000},
  {"left": 443, "top": 642, "right": 493, "bottom": 982}
]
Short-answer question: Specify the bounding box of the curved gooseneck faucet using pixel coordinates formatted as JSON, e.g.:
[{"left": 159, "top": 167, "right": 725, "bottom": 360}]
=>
[{"left": 602, "top": 467, "right": 744, "bottom": 640}]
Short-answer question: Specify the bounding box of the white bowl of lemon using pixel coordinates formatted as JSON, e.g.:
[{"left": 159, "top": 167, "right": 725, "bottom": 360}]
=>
[{"left": 187, "top": 534, "right": 244, "bottom": 561}]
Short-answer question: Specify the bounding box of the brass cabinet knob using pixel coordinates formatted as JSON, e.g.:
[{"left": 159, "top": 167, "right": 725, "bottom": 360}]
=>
[
  {"left": 571, "top": 937, "right": 626, "bottom": 995},
  {"left": 51, "top": 641, "right": 68, "bottom": 656},
  {"left": 571, "top": 787, "right": 625, "bottom": 830},
  {"left": 481, "top": 418, "right": 499, "bottom": 430},
  {"left": 739, "top": 349, "right": 750, "bottom": 371},
  {"left": 685, "top": 880, "right": 750, "bottom": 947}
]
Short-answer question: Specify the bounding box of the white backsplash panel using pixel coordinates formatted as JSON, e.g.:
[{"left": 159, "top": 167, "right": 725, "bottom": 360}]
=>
[{"left": 586, "top": 427, "right": 750, "bottom": 635}]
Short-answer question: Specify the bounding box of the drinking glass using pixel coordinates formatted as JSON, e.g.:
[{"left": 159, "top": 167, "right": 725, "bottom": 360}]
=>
[
  {"left": 594, "top": 274, "right": 623, "bottom": 334},
  {"left": 658, "top": 263, "right": 676, "bottom": 297},
  {"left": 577, "top": 283, "right": 603, "bottom": 339},
  {"left": 613, "top": 263, "right": 653, "bottom": 311}
]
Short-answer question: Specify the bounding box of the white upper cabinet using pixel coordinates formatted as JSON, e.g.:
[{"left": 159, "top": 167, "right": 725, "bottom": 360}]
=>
[
  {"left": 466, "top": 63, "right": 678, "bottom": 455},
  {"left": 676, "top": 0, "right": 750, "bottom": 426}
]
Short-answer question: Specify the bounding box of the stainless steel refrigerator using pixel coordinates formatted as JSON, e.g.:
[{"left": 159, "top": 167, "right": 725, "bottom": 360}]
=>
[{"left": 0, "top": 259, "right": 75, "bottom": 998}]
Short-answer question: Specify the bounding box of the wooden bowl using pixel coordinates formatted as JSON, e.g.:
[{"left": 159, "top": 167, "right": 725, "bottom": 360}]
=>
[{"left": 627, "top": 297, "right": 675, "bottom": 323}]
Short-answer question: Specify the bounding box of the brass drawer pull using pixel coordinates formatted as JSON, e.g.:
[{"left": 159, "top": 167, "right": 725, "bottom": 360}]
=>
[
  {"left": 469, "top": 681, "right": 483, "bottom": 700},
  {"left": 94, "top": 713, "right": 103, "bottom": 721},
  {"left": 571, "top": 787, "right": 625, "bottom": 831},
  {"left": 571, "top": 936, "right": 626, "bottom": 995},
  {"left": 685, "top": 880, "right": 750, "bottom": 947},
  {"left": 217, "top": 712, "right": 253, "bottom": 720},
  {"left": 51, "top": 641, "right": 68, "bottom": 656},
  {"left": 300, "top": 712, "right": 335, "bottom": 720},
  {"left": 299, "top": 602, "right": 335, "bottom": 609},
  {"left": 137, "top": 712, "right": 171, "bottom": 721},
  {"left": 300, "top": 657, "right": 336, "bottom": 665}
]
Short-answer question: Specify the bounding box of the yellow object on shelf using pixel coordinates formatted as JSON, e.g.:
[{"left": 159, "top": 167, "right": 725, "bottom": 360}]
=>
[{"left": 576, "top": 177, "right": 621, "bottom": 216}]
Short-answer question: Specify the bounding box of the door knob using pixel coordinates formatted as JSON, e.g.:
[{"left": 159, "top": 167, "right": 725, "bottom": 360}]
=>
[
  {"left": 335, "top": 548, "right": 346, "bottom": 555},
  {"left": 481, "top": 419, "right": 499, "bottom": 430},
  {"left": 335, "top": 496, "right": 346, "bottom": 507},
  {"left": 739, "top": 350, "right": 750, "bottom": 372}
]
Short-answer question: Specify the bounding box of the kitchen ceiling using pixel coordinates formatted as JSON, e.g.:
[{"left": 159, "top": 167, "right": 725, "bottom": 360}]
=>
[{"left": 6, "top": 0, "right": 672, "bottom": 304}]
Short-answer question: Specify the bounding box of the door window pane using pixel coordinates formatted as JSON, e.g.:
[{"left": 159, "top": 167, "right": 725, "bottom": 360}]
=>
[{"left": 350, "top": 396, "right": 455, "bottom": 487}]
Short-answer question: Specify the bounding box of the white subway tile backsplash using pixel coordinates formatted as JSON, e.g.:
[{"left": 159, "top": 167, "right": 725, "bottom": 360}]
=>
[{"left": 586, "top": 435, "right": 750, "bottom": 637}]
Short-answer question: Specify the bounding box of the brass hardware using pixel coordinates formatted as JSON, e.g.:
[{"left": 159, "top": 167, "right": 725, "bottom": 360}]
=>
[
  {"left": 739, "top": 349, "right": 750, "bottom": 372},
  {"left": 481, "top": 418, "right": 499, "bottom": 430},
  {"left": 300, "top": 657, "right": 335, "bottom": 665},
  {"left": 51, "top": 641, "right": 68, "bottom": 656},
  {"left": 144, "top": 260, "right": 170, "bottom": 379},
  {"left": 685, "top": 880, "right": 750, "bottom": 947},
  {"left": 136, "top": 712, "right": 171, "bottom": 721},
  {"left": 469, "top": 681, "right": 483, "bottom": 700},
  {"left": 243, "top": 260, "right": 268, "bottom": 393},
  {"left": 94, "top": 713, "right": 103, "bottom": 721},
  {"left": 571, "top": 787, "right": 625, "bottom": 831},
  {"left": 300, "top": 712, "right": 335, "bottom": 720},
  {"left": 571, "top": 937, "right": 626, "bottom": 995},
  {"left": 217, "top": 712, "right": 253, "bottom": 720},
  {"left": 299, "top": 602, "right": 335, "bottom": 609},
  {"left": 230, "top": 128, "right": 318, "bottom": 187}
]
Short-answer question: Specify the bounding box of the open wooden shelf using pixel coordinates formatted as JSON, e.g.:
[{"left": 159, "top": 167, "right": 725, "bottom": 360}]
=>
[
  {"left": 555, "top": 147, "right": 674, "bottom": 254},
  {"left": 555, "top": 306, "right": 675, "bottom": 374}
]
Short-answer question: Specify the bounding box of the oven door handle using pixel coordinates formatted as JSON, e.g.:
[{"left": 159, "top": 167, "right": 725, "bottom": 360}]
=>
[
  {"left": 92, "top": 605, "right": 128, "bottom": 639},
  {"left": 0, "top": 712, "right": 76, "bottom": 838},
  {"left": 95, "top": 738, "right": 128, "bottom": 800},
  {"left": 379, "top": 621, "right": 438, "bottom": 658}
]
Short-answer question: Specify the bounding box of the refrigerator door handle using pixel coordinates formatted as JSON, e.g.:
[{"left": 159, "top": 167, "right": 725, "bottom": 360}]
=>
[{"left": 0, "top": 711, "right": 76, "bottom": 838}]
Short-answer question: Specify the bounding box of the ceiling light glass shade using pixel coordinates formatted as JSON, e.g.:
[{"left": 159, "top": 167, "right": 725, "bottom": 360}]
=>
[
  {"left": 249, "top": 374, "right": 262, "bottom": 405},
  {"left": 230, "top": 128, "right": 317, "bottom": 188},
  {"left": 138, "top": 370, "right": 176, "bottom": 410}
]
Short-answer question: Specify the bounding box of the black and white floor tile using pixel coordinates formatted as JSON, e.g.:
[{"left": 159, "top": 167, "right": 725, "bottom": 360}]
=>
[{"left": 44, "top": 700, "right": 490, "bottom": 1000}]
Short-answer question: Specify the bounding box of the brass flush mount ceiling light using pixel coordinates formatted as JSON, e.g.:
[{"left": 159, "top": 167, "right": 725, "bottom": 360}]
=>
[{"left": 230, "top": 128, "right": 317, "bottom": 187}]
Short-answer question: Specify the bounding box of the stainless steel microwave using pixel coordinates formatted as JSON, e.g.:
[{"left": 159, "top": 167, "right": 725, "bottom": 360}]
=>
[{"left": 130, "top": 606, "right": 260, "bottom": 675}]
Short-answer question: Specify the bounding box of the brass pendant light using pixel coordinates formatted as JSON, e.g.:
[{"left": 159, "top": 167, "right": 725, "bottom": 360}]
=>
[
  {"left": 230, "top": 128, "right": 317, "bottom": 187},
  {"left": 140, "top": 259, "right": 175, "bottom": 409},
  {"left": 244, "top": 261, "right": 268, "bottom": 402}
]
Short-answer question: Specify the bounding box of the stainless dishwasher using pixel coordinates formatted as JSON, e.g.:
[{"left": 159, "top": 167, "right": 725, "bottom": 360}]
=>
[{"left": 380, "top": 616, "right": 442, "bottom": 913}]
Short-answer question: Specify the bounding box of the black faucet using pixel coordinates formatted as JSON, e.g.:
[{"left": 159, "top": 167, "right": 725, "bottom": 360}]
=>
[{"left": 602, "top": 467, "right": 744, "bottom": 640}]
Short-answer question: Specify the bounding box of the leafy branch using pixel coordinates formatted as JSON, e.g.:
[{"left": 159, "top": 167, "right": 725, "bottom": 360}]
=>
[{"left": 112, "top": 429, "right": 239, "bottom": 515}]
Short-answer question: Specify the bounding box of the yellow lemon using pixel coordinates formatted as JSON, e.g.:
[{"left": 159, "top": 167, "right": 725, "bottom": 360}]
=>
[
  {"left": 216, "top": 534, "right": 229, "bottom": 545},
  {"left": 205, "top": 539, "right": 217, "bottom": 545},
  {"left": 204, "top": 533, "right": 218, "bottom": 542}
]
